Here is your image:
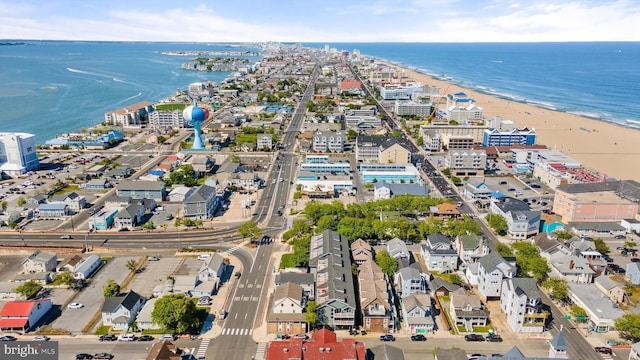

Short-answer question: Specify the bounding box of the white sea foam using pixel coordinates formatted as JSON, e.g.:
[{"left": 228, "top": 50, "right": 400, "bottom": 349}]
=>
[
  {"left": 119, "top": 92, "right": 142, "bottom": 103},
  {"left": 567, "top": 111, "right": 603, "bottom": 119}
]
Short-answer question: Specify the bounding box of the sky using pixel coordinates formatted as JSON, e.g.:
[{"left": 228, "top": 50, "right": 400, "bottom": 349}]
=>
[{"left": 1, "top": 0, "right": 639, "bottom": 42}]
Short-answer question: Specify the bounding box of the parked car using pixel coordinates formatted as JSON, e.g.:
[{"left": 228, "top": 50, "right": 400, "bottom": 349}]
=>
[
  {"left": 148, "top": 256, "right": 160, "bottom": 261},
  {"left": 118, "top": 334, "right": 136, "bottom": 341},
  {"left": 159, "top": 334, "right": 175, "bottom": 341},
  {"left": 379, "top": 334, "right": 396, "bottom": 342},
  {"left": 631, "top": 258, "right": 640, "bottom": 263},
  {"left": 594, "top": 347, "right": 613, "bottom": 355},
  {"left": 615, "top": 235, "right": 626, "bottom": 239},
  {"left": 60, "top": 235, "right": 72, "bottom": 239},
  {"left": 410, "top": 334, "right": 427, "bottom": 341},
  {"left": 68, "top": 302, "right": 84, "bottom": 309},
  {"left": 487, "top": 334, "right": 503, "bottom": 342},
  {"left": 197, "top": 254, "right": 210, "bottom": 261},
  {"left": 197, "top": 297, "right": 211, "bottom": 306},
  {"left": 0, "top": 335, "right": 17, "bottom": 341},
  {"left": 235, "top": 271, "right": 242, "bottom": 279},
  {"left": 93, "top": 353, "right": 114, "bottom": 360},
  {"left": 137, "top": 335, "right": 154, "bottom": 342},
  {"left": 464, "top": 334, "right": 485, "bottom": 342},
  {"left": 32, "top": 335, "right": 50, "bottom": 341},
  {"left": 99, "top": 334, "right": 117, "bottom": 342},
  {"left": 75, "top": 354, "right": 93, "bottom": 360},
  {"left": 293, "top": 334, "right": 309, "bottom": 340}
]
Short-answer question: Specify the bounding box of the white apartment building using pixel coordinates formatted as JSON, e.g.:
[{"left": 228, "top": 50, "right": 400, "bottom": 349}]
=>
[
  {"left": 500, "top": 278, "right": 546, "bottom": 333},
  {"left": 313, "top": 130, "right": 344, "bottom": 153},
  {"left": 420, "top": 125, "right": 489, "bottom": 144},
  {"left": 394, "top": 100, "right": 433, "bottom": 117},
  {"left": 446, "top": 149, "right": 487, "bottom": 177},
  {"left": 0, "top": 132, "right": 39, "bottom": 176},
  {"left": 477, "top": 252, "right": 516, "bottom": 300},
  {"left": 148, "top": 109, "right": 187, "bottom": 128},
  {"left": 257, "top": 134, "right": 273, "bottom": 150}
]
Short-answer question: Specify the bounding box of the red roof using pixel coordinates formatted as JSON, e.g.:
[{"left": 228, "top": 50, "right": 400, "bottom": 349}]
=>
[
  {"left": 0, "top": 300, "right": 37, "bottom": 317},
  {"left": 0, "top": 318, "right": 28, "bottom": 329},
  {"left": 265, "top": 329, "right": 366, "bottom": 360}
]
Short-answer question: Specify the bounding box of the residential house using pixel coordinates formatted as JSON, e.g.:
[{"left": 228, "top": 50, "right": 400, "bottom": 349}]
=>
[
  {"left": 37, "top": 203, "right": 71, "bottom": 217},
  {"left": 266, "top": 282, "right": 307, "bottom": 336},
  {"left": 626, "top": 262, "right": 640, "bottom": 285},
  {"left": 567, "top": 238, "right": 607, "bottom": 273},
  {"left": 491, "top": 197, "right": 540, "bottom": 240},
  {"left": 456, "top": 234, "right": 489, "bottom": 265},
  {"left": 198, "top": 253, "right": 227, "bottom": 292},
  {"left": 26, "top": 194, "right": 47, "bottom": 208},
  {"left": 186, "top": 155, "right": 214, "bottom": 174},
  {"left": 101, "top": 291, "right": 145, "bottom": 331},
  {"left": 182, "top": 184, "right": 220, "bottom": 219},
  {"left": 73, "top": 255, "right": 103, "bottom": 280},
  {"left": 0, "top": 299, "right": 53, "bottom": 332},
  {"left": 136, "top": 297, "right": 160, "bottom": 330},
  {"left": 449, "top": 288, "right": 489, "bottom": 332},
  {"left": 386, "top": 237, "right": 409, "bottom": 261},
  {"left": 357, "top": 259, "right": 392, "bottom": 332},
  {"left": 477, "top": 252, "right": 516, "bottom": 300},
  {"left": 257, "top": 134, "right": 273, "bottom": 150},
  {"left": 50, "top": 191, "right": 86, "bottom": 212},
  {"left": 116, "top": 180, "right": 166, "bottom": 202},
  {"left": 168, "top": 186, "right": 191, "bottom": 203},
  {"left": 394, "top": 267, "right": 426, "bottom": 298},
  {"left": 85, "top": 178, "right": 111, "bottom": 190},
  {"left": 22, "top": 250, "right": 57, "bottom": 273},
  {"left": 500, "top": 278, "right": 546, "bottom": 333},
  {"left": 145, "top": 340, "right": 198, "bottom": 360},
  {"left": 313, "top": 130, "right": 345, "bottom": 153},
  {"left": 422, "top": 234, "right": 458, "bottom": 273},
  {"left": 351, "top": 238, "right": 373, "bottom": 265},
  {"left": 430, "top": 277, "right": 460, "bottom": 297},
  {"left": 13, "top": 272, "right": 53, "bottom": 285},
  {"left": 534, "top": 233, "right": 570, "bottom": 261},
  {"left": 434, "top": 349, "right": 469, "bottom": 360},
  {"left": 114, "top": 202, "right": 145, "bottom": 230},
  {"left": 225, "top": 172, "right": 261, "bottom": 191},
  {"left": 264, "top": 328, "right": 366, "bottom": 360},
  {"left": 429, "top": 203, "right": 460, "bottom": 220},
  {"left": 462, "top": 180, "right": 492, "bottom": 200},
  {"left": 569, "top": 283, "right": 625, "bottom": 333},
  {"left": 594, "top": 275, "right": 626, "bottom": 304},
  {"left": 549, "top": 253, "right": 595, "bottom": 284},
  {"left": 309, "top": 230, "right": 357, "bottom": 329},
  {"left": 401, "top": 294, "right": 434, "bottom": 334},
  {"left": 274, "top": 272, "right": 315, "bottom": 300}
]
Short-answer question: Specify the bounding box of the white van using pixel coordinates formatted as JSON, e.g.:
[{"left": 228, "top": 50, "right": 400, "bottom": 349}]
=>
[{"left": 197, "top": 254, "right": 211, "bottom": 261}]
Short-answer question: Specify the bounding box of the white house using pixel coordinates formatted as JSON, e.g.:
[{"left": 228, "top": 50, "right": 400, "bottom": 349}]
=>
[
  {"left": 386, "top": 238, "right": 409, "bottom": 260},
  {"left": 198, "top": 253, "right": 227, "bottom": 292},
  {"left": 449, "top": 288, "right": 489, "bottom": 332},
  {"left": 401, "top": 294, "right": 434, "bottom": 334},
  {"left": 549, "top": 253, "right": 595, "bottom": 284},
  {"left": 500, "top": 278, "right": 546, "bottom": 333},
  {"left": 73, "top": 255, "right": 103, "bottom": 280},
  {"left": 101, "top": 291, "right": 145, "bottom": 331},
  {"left": 569, "top": 283, "right": 625, "bottom": 333},
  {"left": 477, "top": 252, "right": 516, "bottom": 300},
  {"left": 22, "top": 250, "right": 57, "bottom": 273},
  {"left": 136, "top": 297, "right": 160, "bottom": 330},
  {"left": 421, "top": 234, "right": 458, "bottom": 272},
  {"left": 456, "top": 234, "right": 489, "bottom": 265}
]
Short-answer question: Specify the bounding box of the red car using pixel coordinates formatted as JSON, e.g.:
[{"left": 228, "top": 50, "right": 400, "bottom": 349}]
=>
[{"left": 595, "top": 347, "right": 612, "bottom": 355}]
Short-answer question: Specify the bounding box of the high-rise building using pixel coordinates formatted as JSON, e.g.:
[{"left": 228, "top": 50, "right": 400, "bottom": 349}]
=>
[{"left": 0, "top": 132, "right": 39, "bottom": 176}]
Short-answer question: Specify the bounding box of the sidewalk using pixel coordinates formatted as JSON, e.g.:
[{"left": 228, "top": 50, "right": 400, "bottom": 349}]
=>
[{"left": 251, "top": 244, "right": 289, "bottom": 343}]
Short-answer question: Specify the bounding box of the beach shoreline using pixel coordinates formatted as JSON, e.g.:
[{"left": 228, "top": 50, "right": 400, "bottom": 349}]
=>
[{"left": 379, "top": 62, "right": 640, "bottom": 181}]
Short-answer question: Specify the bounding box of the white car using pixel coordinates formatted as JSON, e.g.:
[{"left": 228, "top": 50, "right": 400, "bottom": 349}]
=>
[
  {"left": 159, "top": 334, "right": 175, "bottom": 341},
  {"left": 118, "top": 334, "right": 136, "bottom": 341},
  {"left": 32, "top": 335, "right": 50, "bottom": 341},
  {"left": 197, "top": 254, "right": 210, "bottom": 261},
  {"left": 60, "top": 235, "right": 71, "bottom": 239},
  {"left": 67, "top": 302, "right": 83, "bottom": 309}
]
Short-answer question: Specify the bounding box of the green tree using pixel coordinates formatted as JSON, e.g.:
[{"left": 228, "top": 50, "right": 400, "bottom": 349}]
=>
[
  {"left": 487, "top": 214, "right": 508, "bottom": 236},
  {"left": 151, "top": 294, "right": 200, "bottom": 334},
  {"left": 449, "top": 273, "right": 462, "bottom": 285},
  {"left": 593, "top": 238, "right": 610, "bottom": 254},
  {"left": 375, "top": 250, "right": 398, "bottom": 277},
  {"left": 14, "top": 280, "right": 41, "bottom": 299},
  {"left": 542, "top": 277, "right": 569, "bottom": 302},
  {"left": 615, "top": 314, "right": 640, "bottom": 341},
  {"left": 305, "top": 301, "right": 318, "bottom": 330},
  {"left": 126, "top": 259, "right": 138, "bottom": 272},
  {"left": 1, "top": 200, "right": 7, "bottom": 212},
  {"left": 625, "top": 241, "right": 637, "bottom": 249},
  {"left": 417, "top": 137, "right": 424, "bottom": 146},
  {"left": 238, "top": 220, "right": 262, "bottom": 240},
  {"left": 55, "top": 271, "right": 75, "bottom": 286},
  {"left": 103, "top": 279, "right": 121, "bottom": 297},
  {"left": 512, "top": 242, "right": 550, "bottom": 281},
  {"left": 141, "top": 221, "right": 155, "bottom": 230},
  {"left": 569, "top": 305, "right": 587, "bottom": 319},
  {"left": 441, "top": 168, "right": 451, "bottom": 177},
  {"left": 17, "top": 197, "right": 26, "bottom": 207},
  {"left": 554, "top": 230, "right": 575, "bottom": 240},
  {"left": 346, "top": 129, "right": 357, "bottom": 141},
  {"left": 496, "top": 243, "right": 514, "bottom": 257}
]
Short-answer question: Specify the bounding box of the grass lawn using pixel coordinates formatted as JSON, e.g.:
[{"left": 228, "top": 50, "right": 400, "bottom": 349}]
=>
[
  {"left": 95, "top": 325, "right": 112, "bottom": 335},
  {"left": 53, "top": 184, "right": 80, "bottom": 195},
  {"left": 156, "top": 103, "right": 187, "bottom": 111},
  {"left": 279, "top": 254, "right": 296, "bottom": 269}
]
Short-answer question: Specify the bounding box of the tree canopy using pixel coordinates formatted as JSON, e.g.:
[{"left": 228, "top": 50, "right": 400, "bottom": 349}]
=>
[
  {"left": 305, "top": 301, "right": 318, "bottom": 330},
  {"left": 238, "top": 220, "right": 262, "bottom": 240},
  {"left": 542, "top": 277, "right": 569, "bottom": 302},
  {"left": 615, "top": 314, "right": 640, "bottom": 341},
  {"left": 14, "top": 280, "right": 41, "bottom": 299},
  {"left": 165, "top": 164, "right": 199, "bottom": 187},
  {"left": 103, "top": 279, "right": 121, "bottom": 297},
  {"left": 487, "top": 214, "right": 508, "bottom": 236},
  {"left": 375, "top": 250, "right": 398, "bottom": 277},
  {"left": 151, "top": 294, "right": 200, "bottom": 334},
  {"left": 511, "top": 242, "right": 550, "bottom": 282}
]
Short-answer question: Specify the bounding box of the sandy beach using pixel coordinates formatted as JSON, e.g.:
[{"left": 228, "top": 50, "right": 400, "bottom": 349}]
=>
[{"left": 387, "top": 64, "right": 640, "bottom": 181}]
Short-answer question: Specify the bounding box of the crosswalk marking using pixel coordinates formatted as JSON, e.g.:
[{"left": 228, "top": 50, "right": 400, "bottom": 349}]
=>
[
  {"left": 221, "top": 328, "right": 253, "bottom": 336},
  {"left": 195, "top": 338, "right": 210, "bottom": 358},
  {"left": 255, "top": 343, "right": 267, "bottom": 360}
]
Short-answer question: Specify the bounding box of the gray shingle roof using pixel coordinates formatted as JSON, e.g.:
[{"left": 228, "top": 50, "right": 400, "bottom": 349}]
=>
[
  {"left": 549, "top": 330, "right": 567, "bottom": 351},
  {"left": 102, "top": 291, "right": 142, "bottom": 313},
  {"left": 184, "top": 184, "right": 216, "bottom": 203},
  {"left": 478, "top": 252, "right": 512, "bottom": 274},
  {"left": 117, "top": 180, "right": 165, "bottom": 191},
  {"left": 309, "top": 230, "right": 356, "bottom": 309},
  {"left": 567, "top": 221, "right": 626, "bottom": 232},
  {"left": 494, "top": 197, "right": 531, "bottom": 212},
  {"left": 274, "top": 272, "right": 315, "bottom": 286},
  {"left": 509, "top": 278, "right": 540, "bottom": 300}
]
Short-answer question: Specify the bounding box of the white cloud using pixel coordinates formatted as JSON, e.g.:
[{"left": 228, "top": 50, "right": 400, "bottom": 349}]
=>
[{"left": 0, "top": 0, "right": 638, "bottom": 42}]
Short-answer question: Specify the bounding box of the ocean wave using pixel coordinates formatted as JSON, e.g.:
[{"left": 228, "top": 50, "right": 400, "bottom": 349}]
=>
[
  {"left": 567, "top": 111, "right": 604, "bottom": 120},
  {"left": 119, "top": 92, "right": 142, "bottom": 103},
  {"left": 525, "top": 100, "right": 557, "bottom": 111},
  {"left": 66, "top": 67, "right": 115, "bottom": 79}
]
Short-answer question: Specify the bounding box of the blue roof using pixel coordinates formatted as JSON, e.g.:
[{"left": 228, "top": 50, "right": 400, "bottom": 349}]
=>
[{"left": 490, "top": 192, "right": 506, "bottom": 199}]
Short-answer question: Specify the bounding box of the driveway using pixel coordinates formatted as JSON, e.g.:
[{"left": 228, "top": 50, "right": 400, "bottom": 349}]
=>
[
  {"left": 51, "top": 256, "right": 138, "bottom": 334},
  {"left": 127, "top": 256, "right": 184, "bottom": 297}
]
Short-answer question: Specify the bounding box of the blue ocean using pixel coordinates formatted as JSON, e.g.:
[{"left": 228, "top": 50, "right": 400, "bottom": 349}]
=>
[{"left": 1, "top": 41, "right": 639, "bottom": 143}]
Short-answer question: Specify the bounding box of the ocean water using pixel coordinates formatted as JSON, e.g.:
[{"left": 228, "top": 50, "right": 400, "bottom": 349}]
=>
[
  {"left": 0, "top": 41, "right": 259, "bottom": 141},
  {"left": 307, "top": 42, "right": 640, "bottom": 129},
  {"left": 1, "top": 41, "right": 639, "bottom": 143}
]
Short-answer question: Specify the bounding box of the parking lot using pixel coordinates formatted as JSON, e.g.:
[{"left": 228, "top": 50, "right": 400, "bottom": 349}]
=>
[
  {"left": 0, "top": 254, "right": 28, "bottom": 282},
  {"left": 51, "top": 256, "right": 138, "bottom": 334},
  {"left": 127, "top": 256, "right": 184, "bottom": 297}
]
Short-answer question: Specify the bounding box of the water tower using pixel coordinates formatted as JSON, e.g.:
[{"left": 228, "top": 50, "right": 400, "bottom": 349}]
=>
[{"left": 183, "top": 101, "right": 209, "bottom": 150}]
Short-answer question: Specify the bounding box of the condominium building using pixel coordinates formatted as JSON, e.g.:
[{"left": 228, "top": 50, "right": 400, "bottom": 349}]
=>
[
  {"left": 355, "top": 135, "right": 411, "bottom": 164},
  {"left": 482, "top": 128, "right": 537, "bottom": 147},
  {"left": 445, "top": 92, "right": 484, "bottom": 121},
  {"left": 148, "top": 109, "right": 187, "bottom": 128},
  {"left": 445, "top": 149, "right": 487, "bottom": 177},
  {"left": 500, "top": 278, "right": 547, "bottom": 333},
  {"left": 312, "top": 130, "right": 345, "bottom": 153},
  {"left": 0, "top": 132, "right": 39, "bottom": 176},
  {"left": 394, "top": 100, "right": 433, "bottom": 117},
  {"left": 104, "top": 101, "right": 154, "bottom": 127},
  {"left": 420, "top": 124, "right": 489, "bottom": 144},
  {"left": 379, "top": 82, "right": 424, "bottom": 100}
]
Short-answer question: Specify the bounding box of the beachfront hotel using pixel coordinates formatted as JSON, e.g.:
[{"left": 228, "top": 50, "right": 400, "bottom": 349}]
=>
[
  {"left": 0, "top": 132, "right": 39, "bottom": 177},
  {"left": 482, "top": 128, "right": 537, "bottom": 147}
]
